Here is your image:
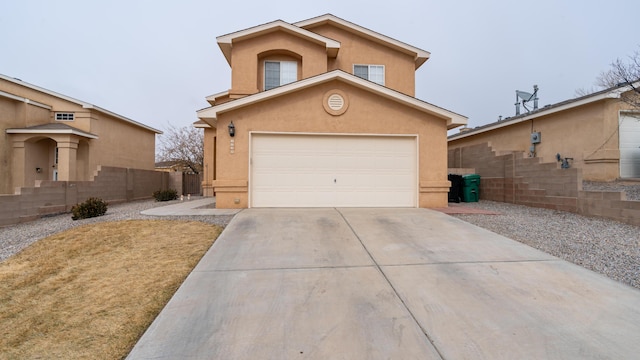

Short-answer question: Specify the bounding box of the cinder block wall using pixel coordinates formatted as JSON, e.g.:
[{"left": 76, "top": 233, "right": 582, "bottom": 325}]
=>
[
  {"left": 0, "top": 166, "right": 170, "bottom": 227},
  {"left": 578, "top": 190, "right": 640, "bottom": 226},
  {"left": 449, "top": 143, "right": 640, "bottom": 226}
]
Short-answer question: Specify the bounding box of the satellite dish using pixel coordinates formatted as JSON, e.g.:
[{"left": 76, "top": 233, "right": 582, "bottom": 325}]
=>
[
  {"left": 515, "top": 85, "right": 539, "bottom": 115},
  {"left": 516, "top": 90, "right": 534, "bottom": 101}
]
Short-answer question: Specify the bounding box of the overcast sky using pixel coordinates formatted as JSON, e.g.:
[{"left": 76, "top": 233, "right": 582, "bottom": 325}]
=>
[{"left": 2, "top": 0, "right": 639, "bottom": 136}]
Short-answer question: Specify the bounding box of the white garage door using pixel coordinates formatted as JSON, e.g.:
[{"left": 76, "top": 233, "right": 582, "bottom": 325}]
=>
[
  {"left": 620, "top": 114, "right": 640, "bottom": 178},
  {"left": 250, "top": 134, "right": 417, "bottom": 207}
]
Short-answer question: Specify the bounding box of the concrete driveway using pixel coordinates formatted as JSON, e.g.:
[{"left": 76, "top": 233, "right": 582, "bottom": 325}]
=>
[{"left": 127, "top": 208, "right": 640, "bottom": 359}]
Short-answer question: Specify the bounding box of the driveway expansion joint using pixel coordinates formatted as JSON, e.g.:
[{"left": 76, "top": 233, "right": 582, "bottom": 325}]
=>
[
  {"left": 195, "top": 264, "right": 377, "bottom": 273},
  {"left": 335, "top": 208, "right": 446, "bottom": 360},
  {"left": 379, "top": 258, "right": 561, "bottom": 268}
]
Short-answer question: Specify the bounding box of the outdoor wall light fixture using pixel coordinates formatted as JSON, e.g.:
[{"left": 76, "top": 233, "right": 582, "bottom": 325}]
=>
[
  {"left": 36, "top": 167, "right": 42, "bottom": 173},
  {"left": 228, "top": 121, "right": 235, "bottom": 137}
]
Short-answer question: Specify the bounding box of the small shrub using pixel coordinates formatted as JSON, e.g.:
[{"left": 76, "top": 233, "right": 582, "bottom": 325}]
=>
[
  {"left": 153, "top": 189, "right": 178, "bottom": 202},
  {"left": 71, "top": 197, "right": 108, "bottom": 220}
]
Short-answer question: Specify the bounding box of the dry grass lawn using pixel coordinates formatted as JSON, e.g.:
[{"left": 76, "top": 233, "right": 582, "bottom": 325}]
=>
[{"left": 0, "top": 220, "right": 222, "bottom": 359}]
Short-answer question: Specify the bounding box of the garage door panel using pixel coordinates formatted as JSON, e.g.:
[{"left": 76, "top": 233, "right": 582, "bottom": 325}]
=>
[
  {"left": 620, "top": 115, "right": 640, "bottom": 178},
  {"left": 253, "top": 190, "right": 335, "bottom": 208},
  {"left": 251, "top": 134, "right": 417, "bottom": 207}
]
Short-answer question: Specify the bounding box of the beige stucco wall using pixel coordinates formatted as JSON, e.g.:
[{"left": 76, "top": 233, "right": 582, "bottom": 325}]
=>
[
  {"left": 448, "top": 99, "right": 626, "bottom": 181},
  {"left": 1, "top": 97, "right": 21, "bottom": 193},
  {"left": 209, "top": 79, "right": 449, "bottom": 208},
  {"left": 87, "top": 111, "right": 156, "bottom": 173},
  {"left": 227, "top": 24, "right": 418, "bottom": 98},
  {"left": 305, "top": 23, "right": 417, "bottom": 96},
  {"left": 230, "top": 31, "right": 328, "bottom": 96}
]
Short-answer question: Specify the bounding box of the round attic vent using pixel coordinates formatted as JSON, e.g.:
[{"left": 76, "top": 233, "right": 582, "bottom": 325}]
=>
[
  {"left": 322, "top": 90, "right": 349, "bottom": 116},
  {"left": 327, "top": 94, "right": 344, "bottom": 111}
]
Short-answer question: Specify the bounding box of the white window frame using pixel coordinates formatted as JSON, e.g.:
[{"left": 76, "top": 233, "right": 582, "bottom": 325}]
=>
[
  {"left": 264, "top": 60, "right": 297, "bottom": 90},
  {"left": 55, "top": 112, "right": 74, "bottom": 121},
  {"left": 353, "top": 64, "right": 385, "bottom": 86}
]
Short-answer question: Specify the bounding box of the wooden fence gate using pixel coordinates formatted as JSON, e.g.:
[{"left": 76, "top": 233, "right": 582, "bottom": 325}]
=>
[{"left": 183, "top": 173, "right": 202, "bottom": 196}]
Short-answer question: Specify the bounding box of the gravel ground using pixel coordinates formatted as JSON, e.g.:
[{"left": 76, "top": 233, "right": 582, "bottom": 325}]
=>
[
  {"left": 0, "top": 199, "right": 234, "bottom": 263},
  {"left": 583, "top": 180, "right": 640, "bottom": 200},
  {"left": 453, "top": 201, "right": 640, "bottom": 290},
  {"left": 2, "top": 197, "right": 638, "bottom": 291}
]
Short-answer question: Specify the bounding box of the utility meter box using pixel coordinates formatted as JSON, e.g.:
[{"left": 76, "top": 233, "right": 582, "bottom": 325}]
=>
[{"left": 531, "top": 132, "right": 542, "bottom": 144}]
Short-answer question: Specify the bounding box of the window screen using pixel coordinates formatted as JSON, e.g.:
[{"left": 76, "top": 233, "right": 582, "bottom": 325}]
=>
[
  {"left": 265, "top": 61, "right": 297, "bottom": 90},
  {"left": 353, "top": 65, "right": 385, "bottom": 86}
]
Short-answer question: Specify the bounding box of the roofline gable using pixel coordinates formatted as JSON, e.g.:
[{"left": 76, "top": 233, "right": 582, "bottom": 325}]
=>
[
  {"left": 193, "top": 120, "right": 211, "bottom": 128},
  {"left": 197, "top": 70, "right": 466, "bottom": 130},
  {"left": 293, "top": 14, "right": 431, "bottom": 70},
  {"left": 206, "top": 90, "right": 230, "bottom": 102},
  {"left": 0, "top": 73, "right": 162, "bottom": 134},
  {"left": 216, "top": 20, "right": 341, "bottom": 66},
  {"left": 0, "top": 89, "right": 52, "bottom": 109}
]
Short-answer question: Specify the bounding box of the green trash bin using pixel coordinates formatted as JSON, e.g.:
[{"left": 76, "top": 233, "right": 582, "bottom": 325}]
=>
[{"left": 462, "top": 174, "right": 480, "bottom": 202}]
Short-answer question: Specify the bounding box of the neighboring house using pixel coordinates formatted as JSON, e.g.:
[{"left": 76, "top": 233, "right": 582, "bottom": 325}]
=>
[
  {"left": 1, "top": 74, "right": 162, "bottom": 194},
  {"left": 448, "top": 84, "right": 640, "bottom": 181},
  {"left": 196, "top": 14, "right": 467, "bottom": 208},
  {"left": 155, "top": 160, "right": 200, "bottom": 174},
  {"left": 155, "top": 160, "right": 184, "bottom": 172}
]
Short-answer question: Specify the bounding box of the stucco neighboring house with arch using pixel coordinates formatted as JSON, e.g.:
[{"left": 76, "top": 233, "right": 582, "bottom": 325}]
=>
[{"left": 1, "top": 74, "right": 161, "bottom": 194}]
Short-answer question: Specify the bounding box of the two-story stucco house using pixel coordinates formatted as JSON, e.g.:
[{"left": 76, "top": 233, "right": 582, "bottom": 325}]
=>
[
  {"left": 1, "top": 74, "right": 161, "bottom": 194},
  {"left": 196, "top": 14, "right": 467, "bottom": 208}
]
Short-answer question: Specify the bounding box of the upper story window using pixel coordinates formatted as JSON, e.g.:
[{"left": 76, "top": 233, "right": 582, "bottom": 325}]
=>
[
  {"left": 265, "top": 61, "right": 297, "bottom": 90},
  {"left": 55, "top": 112, "right": 74, "bottom": 121},
  {"left": 354, "top": 65, "right": 385, "bottom": 86}
]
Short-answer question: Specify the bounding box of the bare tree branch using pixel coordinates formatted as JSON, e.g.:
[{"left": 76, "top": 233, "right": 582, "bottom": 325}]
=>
[
  {"left": 595, "top": 68, "right": 620, "bottom": 88},
  {"left": 156, "top": 125, "right": 204, "bottom": 174},
  {"left": 599, "top": 47, "right": 640, "bottom": 108},
  {"left": 576, "top": 46, "right": 640, "bottom": 108}
]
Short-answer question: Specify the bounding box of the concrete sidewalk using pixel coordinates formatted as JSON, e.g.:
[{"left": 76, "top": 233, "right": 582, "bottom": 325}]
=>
[
  {"left": 128, "top": 208, "right": 640, "bottom": 359},
  {"left": 140, "top": 197, "right": 242, "bottom": 216}
]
